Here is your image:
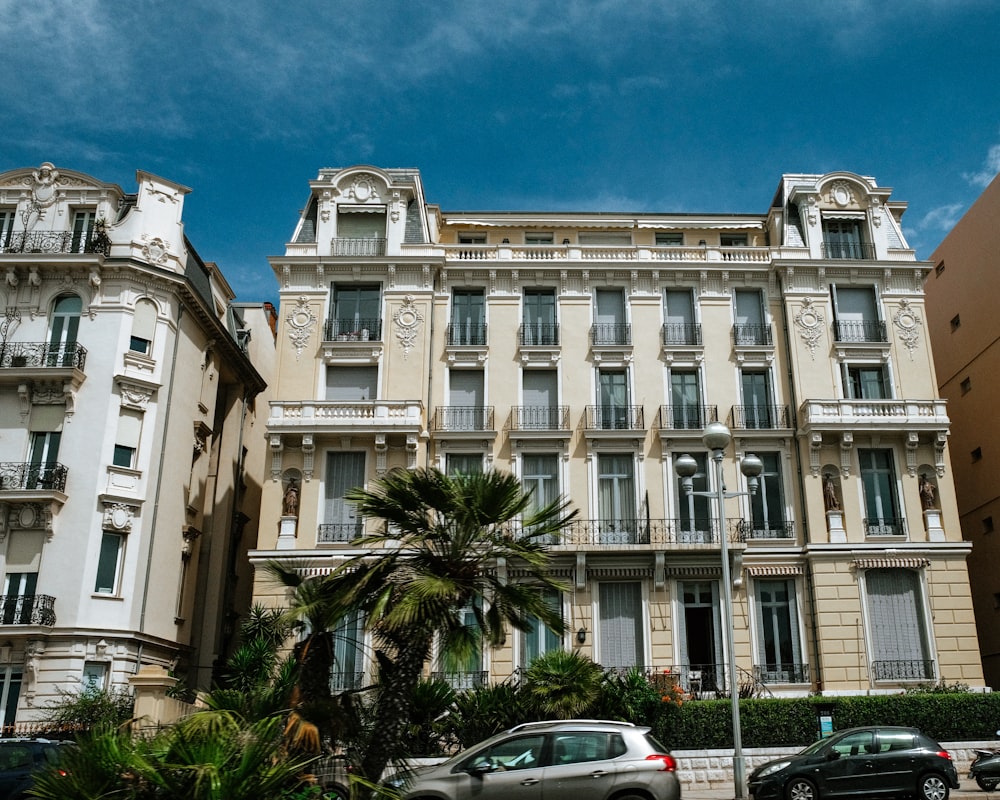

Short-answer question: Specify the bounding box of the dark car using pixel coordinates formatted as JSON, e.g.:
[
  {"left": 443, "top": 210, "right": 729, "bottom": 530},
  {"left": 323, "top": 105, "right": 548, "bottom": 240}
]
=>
[
  {"left": 387, "top": 719, "right": 680, "bottom": 800},
  {"left": 0, "top": 738, "right": 73, "bottom": 800},
  {"left": 748, "top": 726, "right": 959, "bottom": 800}
]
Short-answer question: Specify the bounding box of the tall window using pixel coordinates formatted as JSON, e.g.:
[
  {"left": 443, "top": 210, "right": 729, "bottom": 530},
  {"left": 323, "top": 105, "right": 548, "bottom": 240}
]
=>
[
  {"left": 324, "top": 453, "right": 366, "bottom": 539},
  {"left": 27, "top": 430, "right": 60, "bottom": 490},
  {"left": 599, "top": 582, "right": 643, "bottom": 669},
  {"left": 450, "top": 290, "right": 486, "bottom": 345},
  {"left": 447, "top": 369, "right": 486, "bottom": 430},
  {"left": 332, "top": 285, "right": 381, "bottom": 339},
  {"left": 865, "top": 569, "right": 933, "bottom": 680},
  {"left": 859, "top": 449, "right": 901, "bottom": 535},
  {"left": 663, "top": 289, "right": 698, "bottom": 345},
  {"left": 521, "top": 454, "right": 559, "bottom": 518},
  {"left": 845, "top": 365, "right": 890, "bottom": 399},
  {"left": 748, "top": 453, "right": 785, "bottom": 537},
  {"left": 733, "top": 289, "right": 768, "bottom": 345},
  {"left": 113, "top": 409, "right": 143, "bottom": 469},
  {"left": 597, "top": 454, "right": 636, "bottom": 543},
  {"left": 326, "top": 366, "right": 378, "bottom": 401},
  {"left": 446, "top": 453, "right": 483, "bottom": 475},
  {"left": 334, "top": 210, "right": 386, "bottom": 255},
  {"left": 823, "top": 218, "right": 867, "bottom": 259},
  {"left": 49, "top": 294, "right": 81, "bottom": 365},
  {"left": 521, "top": 587, "right": 562, "bottom": 666},
  {"left": 2, "top": 572, "right": 37, "bottom": 625},
  {"left": 754, "top": 579, "right": 803, "bottom": 683},
  {"left": 130, "top": 299, "right": 157, "bottom": 355},
  {"left": 832, "top": 285, "right": 883, "bottom": 342},
  {"left": 71, "top": 210, "right": 96, "bottom": 253},
  {"left": 95, "top": 532, "right": 125, "bottom": 595},
  {"left": 675, "top": 453, "right": 711, "bottom": 541},
  {"left": 597, "top": 369, "right": 630, "bottom": 429},
  {"left": 0, "top": 666, "right": 21, "bottom": 730},
  {"left": 669, "top": 370, "right": 703, "bottom": 429},
  {"left": 441, "top": 603, "right": 484, "bottom": 689},
  {"left": 331, "top": 610, "right": 365, "bottom": 691},
  {"left": 522, "top": 289, "right": 557, "bottom": 345},
  {"left": 593, "top": 289, "right": 628, "bottom": 345},
  {"left": 678, "top": 580, "right": 722, "bottom": 693},
  {"left": 740, "top": 370, "right": 774, "bottom": 429},
  {"left": 521, "top": 370, "right": 558, "bottom": 429},
  {"left": 0, "top": 210, "right": 14, "bottom": 252}
]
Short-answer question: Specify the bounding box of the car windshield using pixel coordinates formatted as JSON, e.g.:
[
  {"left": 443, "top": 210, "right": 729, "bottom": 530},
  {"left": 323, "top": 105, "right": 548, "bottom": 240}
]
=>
[{"left": 798, "top": 737, "right": 832, "bottom": 756}]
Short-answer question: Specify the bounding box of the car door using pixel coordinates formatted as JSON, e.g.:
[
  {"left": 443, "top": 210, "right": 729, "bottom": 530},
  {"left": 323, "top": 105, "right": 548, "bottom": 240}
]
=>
[
  {"left": 872, "top": 729, "right": 918, "bottom": 795},
  {"left": 451, "top": 734, "right": 545, "bottom": 800},
  {"left": 541, "top": 732, "right": 618, "bottom": 800},
  {"left": 816, "top": 730, "right": 881, "bottom": 797}
]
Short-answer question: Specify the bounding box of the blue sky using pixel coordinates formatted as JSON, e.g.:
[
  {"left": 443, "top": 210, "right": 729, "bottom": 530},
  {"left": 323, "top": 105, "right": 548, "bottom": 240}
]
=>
[{"left": 3, "top": 1, "right": 998, "bottom": 302}]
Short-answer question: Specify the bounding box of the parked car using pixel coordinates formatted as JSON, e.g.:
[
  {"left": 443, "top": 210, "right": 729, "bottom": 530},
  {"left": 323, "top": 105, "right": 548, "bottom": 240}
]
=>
[
  {"left": 747, "top": 725, "right": 959, "bottom": 800},
  {"left": 0, "top": 738, "right": 73, "bottom": 800},
  {"left": 386, "top": 718, "right": 680, "bottom": 800}
]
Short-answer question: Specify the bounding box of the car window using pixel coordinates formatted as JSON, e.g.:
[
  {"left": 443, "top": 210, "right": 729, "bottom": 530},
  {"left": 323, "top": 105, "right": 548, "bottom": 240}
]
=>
[
  {"left": 551, "top": 733, "right": 609, "bottom": 765},
  {"left": 642, "top": 733, "right": 668, "bottom": 755},
  {"left": 878, "top": 731, "right": 914, "bottom": 753},
  {"left": 0, "top": 746, "right": 32, "bottom": 769},
  {"left": 832, "top": 731, "right": 876, "bottom": 757},
  {"left": 465, "top": 735, "right": 545, "bottom": 772}
]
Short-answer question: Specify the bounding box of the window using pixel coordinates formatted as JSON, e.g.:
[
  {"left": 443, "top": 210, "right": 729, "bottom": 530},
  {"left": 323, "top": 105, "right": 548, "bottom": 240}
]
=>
[
  {"left": 2, "top": 572, "right": 37, "bottom": 625},
  {"left": 656, "top": 232, "right": 683, "bottom": 246},
  {"left": 950, "top": 314, "right": 961, "bottom": 331},
  {"left": 748, "top": 453, "right": 786, "bottom": 537},
  {"left": 334, "top": 209, "right": 386, "bottom": 255},
  {"left": 450, "top": 290, "right": 486, "bottom": 345},
  {"left": 740, "top": 370, "right": 775, "bottom": 428},
  {"left": 678, "top": 580, "right": 722, "bottom": 693},
  {"left": 599, "top": 582, "right": 643, "bottom": 669},
  {"left": 95, "top": 532, "right": 125, "bottom": 594},
  {"left": 935, "top": 261, "right": 945, "bottom": 276},
  {"left": 82, "top": 662, "right": 108, "bottom": 691},
  {"left": 733, "top": 289, "right": 769, "bottom": 345},
  {"left": 446, "top": 453, "right": 483, "bottom": 475},
  {"left": 972, "top": 447, "right": 983, "bottom": 462},
  {"left": 822, "top": 218, "right": 869, "bottom": 259},
  {"left": 27, "top": 430, "right": 61, "bottom": 490},
  {"left": 323, "top": 453, "right": 366, "bottom": 541},
  {"left": 522, "top": 289, "right": 557, "bottom": 345},
  {"left": 597, "top": 454, "right": 637, "bottom": 543},
  {"left": 596, "top": 369, "right": 630, "bottom": 429},
  {"left": 521, "top": 454, "right": 560, "bottom": 520},
  {"left": 845, "top": 365, "right": 890, "bottom": 400},
  {"left": 521, "top": 587, "right": 562, "bottom": 666},
  {"left": 720, "top": 233, "right": 748, "bottom": 246},
  {"left": 521, "top": 370, "right": 559, "bottom": 428},
  {"left": 859, "top": 449, "right": 902, "bottom": 535},
  {"left": 447, "top": 369, "right": 486, "bottom": 430},
  {"left": 669, "top": 370, "right": 704, "bottom": 429},
  {"left": 460, "top": 734, "right": 546, "bottom": 772},
  {"left": 754, "top": 579, "right": 804, "bottom": 683},
  {"left": 331, "top": 284, "right": 381, "bottom": 340},
  {"left": 831, "top": 286, "right": 884, "bottom": 342},
  {"left": 982, "top": 516, "right": 994, "bottom": 533},
  {"left": 0, "top": 209, "right": 14, "bottom": 252},
  {"left": 578, "top": 232, "right": 631, "bottom": 245},
  {"left": 331, "top": 610, "right": 365, "bottom": 691},
  {"left": 325, "top": 365, "right": 378, "bottom": 401},
  {"left": 551, "top": 733, "right": 616, "bottom": 765},
  {"left": 129, "top": 299, "right": 157, "bottom": 355},
  {"left": 524, "top": 232, "right": 553, "bottom": 244},
  {"left": 663, "top": 289, "right": 699, "bottom": 345},
  {"left": 865, "top": 569, "right": 933, "bottom": 680},
  {"left": 113, "top": 409, "right": 142, "bottom": 470},
  {"left": 443, "top": 603, "right": 483, "bottom": 689},
  {"left": 49, "top": 294, "right": 82, "bottom": 365},
  {"left": 458, "top": 233, "right": 486, "bottom": 244},
  {"left": 592, "top": 289, "right": 628, "bottom": 345},
  {"left": 71, "top": 210, "right": 97, "bottom": 253},
  {"left": 961, "top": 377, "right": 972, "bottom": 394},
  {"left": 675, "top": 453, "right": 711, "bottom": 541},
  {"left": 0, "top": 666, "right": 21, "bottom": 730}
]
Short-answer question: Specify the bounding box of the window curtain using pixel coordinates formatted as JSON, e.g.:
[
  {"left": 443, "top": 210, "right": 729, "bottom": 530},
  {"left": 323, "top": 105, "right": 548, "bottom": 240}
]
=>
[{"left": 599, "top": 582, "right": 642, "bottom": 668}]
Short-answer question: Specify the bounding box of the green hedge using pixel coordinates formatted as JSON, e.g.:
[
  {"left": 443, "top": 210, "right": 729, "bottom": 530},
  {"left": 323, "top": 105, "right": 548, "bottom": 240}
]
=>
[{"left": 656, "top": 693, "right": 1000, "bottom": 750}]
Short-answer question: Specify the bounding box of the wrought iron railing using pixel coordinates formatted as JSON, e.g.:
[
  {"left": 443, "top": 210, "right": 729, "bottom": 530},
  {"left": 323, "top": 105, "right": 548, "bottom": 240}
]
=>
[
  {"left": 754, "top": 663, "right": 810, "bottom": 684},
  {"left": 323, "top": 318, "right": 383, "bottom": 341},
  {"left": 590, "top": 323, "right": 632, "bottom": 346},
  {"left": 661, "top": 323, "right": 703, "bottom": 346},
  {"left": 0, "top": 462, "right": 68, "bottom": 492},
  {"left": 730, "top": 404, "right": 792, "bottom": 429},
  {"left": 446, "top": 323, "right": 488, "bottom": 346},
  {"left": 585, "top": 405, "right": 644, "bottom": 430},
  {"left": 329, "top": 671, "right": 365, "bottom": 692},
  {"left": 430, "top": 670, "right": 488, "bottom": 690},
  {"left": 871, "top": 659, "right": 934, "bottom": 681},
  {"left": 833, "top": 320, "right": 887, "bottom": 343},
  {"left": 317, "top": 523, "right": 364, "bottom": 543},
  {"left": 330, "top": 237, "right": 386, "bottom": 256},
  {"left": 0, "top": 594, "right": 56, "bottom": 626},
  {"left": 509, "top": 406, "right": 570, "bottom": 430},
  {"left": 3, "top": 230, "right": 110, "bottom": 256},
  {"left": 657, "top": 405, "right": 717, "bottom": 430},
  {"left": 823, "top": 241, "right": 876, "bottom": 260},
  {"left": 732, "top": 324, "right": 773, "bottom": 346},
  {"left": 519, "top": 323, "right": 560, "bottom": 346},
  {"left": 432, "top": 406, "right": 494, "bottom": 431},
  {"left": 864, "top": 517, "right": 907, "bottom": 536},
  {"left": 0, "top": 341, "right": 87, "bottom": 370},
  {"left": 735, "top": 519, "right": 795, "bottom": 540}
]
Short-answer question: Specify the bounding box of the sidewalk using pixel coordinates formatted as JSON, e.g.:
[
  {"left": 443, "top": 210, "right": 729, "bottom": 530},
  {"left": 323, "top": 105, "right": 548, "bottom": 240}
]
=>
[{"left": 683, "top": 782, "right": 984, "bottom": 799}]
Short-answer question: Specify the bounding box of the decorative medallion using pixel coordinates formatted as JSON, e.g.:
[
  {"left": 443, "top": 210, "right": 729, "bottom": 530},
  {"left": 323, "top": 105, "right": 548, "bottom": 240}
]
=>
[
  {"left": 892, "top": 299, "right": 922, "bottom": 360},
  {"left": 829, "top": 180, "right": 855, "bottom": 208},
  {"left": 793, "top": 298, "right": 825, "bottom": 360},
  {"left": 348, "top": 173, "right": 379, "bottom": 203},
  {"left": 103, "top": 502, "right": 135, "bottom": 532},
  {"left": 393, "top": 295, "right": 424, "bottom": 360},
  {"left": 141, "top": 236, "right": 170, "bottom": 265},
  {"left": 29, "top": 162, "right": 60, "bottom": 209},
  {"left": 286, "top": 296, "right": 317, "bottom": 361}
]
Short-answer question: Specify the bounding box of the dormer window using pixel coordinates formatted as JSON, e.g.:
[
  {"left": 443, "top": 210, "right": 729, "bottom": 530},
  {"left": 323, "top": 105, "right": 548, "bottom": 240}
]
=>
[
  {"left": 822, "top": 216, "right": 871, "bottom": 259},
  {"left": 334, "top": 208, "right": 386, "bottom": 256}
]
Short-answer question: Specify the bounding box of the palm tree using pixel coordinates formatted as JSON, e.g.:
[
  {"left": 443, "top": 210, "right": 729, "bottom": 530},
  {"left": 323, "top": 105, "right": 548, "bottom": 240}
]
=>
[
  {"left": 273, "top": 467, "right": 576, "bottom": 787},
  {"left": 523, "top": 649, "right": 604, "bottom": 719}
]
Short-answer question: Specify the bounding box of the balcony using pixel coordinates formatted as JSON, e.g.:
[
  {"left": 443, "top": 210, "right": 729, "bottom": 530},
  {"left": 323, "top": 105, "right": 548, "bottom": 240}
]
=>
[
  {"left": 799, "top": 399, "right": 949, "bottom": 435},
  {"left": 317, "top": 522, "right": 365, "bottom": 544},
  {"left": 661, "top": 323, "right": 703, "bottom": 347},
  {"left": 732, "top": 324, "right": 773, "bottom": 347},
  {"left": 330, "top": 237, "right": 386, "bottom": 257},
  {"left": 823, "top": 241, "right": 876, "bottom": 260},
  {"left": 0, "top": 462, "right": 68, "bottom": 493},
  {"left": 753, "top": 663, "right": 810, "bottom": 685},
  {"left": 735, "top": 519, "right": 796, "bottom": 540},
  {"left": 585, "top": 405, "right": 645, "bottom": 431},
  {"left": 1, "top": 230, "right": 110, "bottom": 257},
  {"left": 871, "top": 659, "right": 934, "bottom": 681},
  {"left": 447, "top": 323, "right": 488, "bottom": 346},
  {"left": 0, "top": 342, "right": 87, "bottom": 394},
  {"left": 432, "top": 406, "right": 494, "bottom": 432},
  {"left": 268, "top": 400, "right": 424, "bottom": 437},
  {"left": 431, "top": 670, "right": 488, "bottom": 690},
  {"left": 590, "top": 323, "right": 631, "bottom": 347},
  {"left": 0, "top": 594, "right": 56, "bottom": 626},
  {"left": 658, "top": 405, "right": 718, "bottom": 431},
  {"left": 730, "top": 405, "right": 792, "bottom": 430},
  {"left": 330, "top": 671, "right": 365, "bottom": 692},
  {"left": 323, "top": 318, "right": 383, "bottom": 342},
  {"left": 833, "top": 320, "right": 887, "bottom": 343},
  {"left": 553, "top": 518, "right": 732, "bottom": 548},
  {"left": 509, "top": 406, "right": 570, "bottom": 432},
  {"left": 519, "top": 323, "right": 559, "bottom": 346},
  {"left": 864, "top": 517, "right": 907, "bottom": 537}
]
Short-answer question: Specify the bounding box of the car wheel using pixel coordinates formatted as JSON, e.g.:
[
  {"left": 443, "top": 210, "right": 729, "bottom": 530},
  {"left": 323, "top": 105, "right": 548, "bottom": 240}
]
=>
[
  {"left": 917, "top": 772, "right": 949, "bottom": 800},
  {"left": 323, "top": 783, "right": 350, "bottom": 800},
  {"left": 977, "top": 775, "right": 1000, "bottom": 792},
  {"left": 786, "top": 777, "right": 817, "bottom": 800}
]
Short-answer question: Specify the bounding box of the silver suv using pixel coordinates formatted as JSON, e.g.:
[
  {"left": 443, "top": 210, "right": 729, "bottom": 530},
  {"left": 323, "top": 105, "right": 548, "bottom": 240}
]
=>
[{"left": 389, "top": 719, "right": 681, "bottom": 800}]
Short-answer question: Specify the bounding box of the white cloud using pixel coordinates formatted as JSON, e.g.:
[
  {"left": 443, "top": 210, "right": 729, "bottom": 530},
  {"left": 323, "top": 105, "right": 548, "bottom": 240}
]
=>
[
  {"left": 963, "top": 143, "right": 1000, "bottom": 188},
  {"left": 916, "top": 203, "right": 966, "bottom": 233}
]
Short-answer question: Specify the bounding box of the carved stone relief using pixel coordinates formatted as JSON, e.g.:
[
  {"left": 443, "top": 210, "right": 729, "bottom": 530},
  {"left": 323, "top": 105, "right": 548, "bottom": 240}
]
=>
[
  {"left": 286, "top": 296, "right": 317, "bottom": 361},
  {"left": 892, "top": 299, "right": 922, "bottom": 360},
  {"left": 793, "top": 298, "right": 825, "bottom": 360},
  {"left": 393, "top": 295, "right": 424, "bottom": 360}
]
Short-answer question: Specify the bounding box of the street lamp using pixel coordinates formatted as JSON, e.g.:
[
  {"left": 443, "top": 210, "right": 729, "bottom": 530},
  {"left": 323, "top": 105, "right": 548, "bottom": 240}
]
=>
[{"left": 675, "top": 421, "right": 762, "bottom": 800}]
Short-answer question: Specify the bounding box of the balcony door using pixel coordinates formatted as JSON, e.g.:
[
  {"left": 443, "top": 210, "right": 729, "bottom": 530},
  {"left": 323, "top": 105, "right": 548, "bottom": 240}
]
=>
[
  {"left": 333, "top": 285, "right": 381, "bottom": 339},
  {"left": 670, "top": 370, "right": 702, "bottom": 429},
  {"left": 832, "top": 285, "right": 881, "bottom": 341},
  {"left": 599, "top": 582, "right": 643, "bottom": 670},
  {"left": 675, "top": 452, "right": 711, "bottom": 542},
  {"left": 331, "top": 610, "right": 365, "bottom": 691},
  {"left": 523, "top": 289, "right": 556, "bottom": 345},
  {"left": 741, "top": 371, "right": 773, "bottom": 429},
  {"left": 859, "top": 448, "right": 900, "bottom": 534},
  {"left": 823, "top": 219, "right": 864, "bottom": 259},
  {"left": 449, "top": 369, "right": 485, "bottom": 430},
  {"left": 49, "top": 294, "right": 81, "bottom": 365},
  {"left": 71, "top": 210, "right": 96, "bottom": 253},
  {"left": 2, "top": 572, "right": 37, "bottom": 625},
  {"left": 28, "top": 431, "right": 60, "bottom": 490},
  {"left": 522, "top": 370, "right": 558, "bottom": 429},
  {"left": 451, "top": 290, "right": 485, "bottom": 345},
  {"left": 664, "top": 289, "right": 696, "bottom": 344},
  {"left": 678, "top": 581, "right": 722, "bottom": 694},
  {"left": 598, "top": 369, "right": 629, "bottom": 429},
  {"left": 597, "top": 454, "right": 636, "bottom": 543},
  {"left": 594, "top": 289, "right": 626, "bottom": 344},
  {"left": 734, "top": 290, "right": 766, "bottom": 345},
  {"left": 754, "top": 579, "right": 802, "bottom": 683},
  {"left": 324, "top": 453, "right": 366, "bottom": 540}
]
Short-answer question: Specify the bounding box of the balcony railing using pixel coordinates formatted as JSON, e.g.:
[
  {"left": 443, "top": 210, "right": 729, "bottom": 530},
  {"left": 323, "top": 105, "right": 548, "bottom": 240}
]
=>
[
  {"left": 730, "top": 405, "right": 792, "bottom": 429},
  {"left": 590, "top": 323, "right": 631, "bottom": 346},
  {"left": 864, "top": 517, "right": 907, "bottom": 536},
  {"left": 871, "top": 659, "right": 934, "bottom": 681},
  {"left": 317, "top": 522, "right": 364, "bottom": 543},
  {"left": 553, "top": 518, "right": 730, "bottom": 547},
  {"left": 657, "top": 405, "right": 717, "bottom": 430},
  {"left": 0, "top": 594, "right": 56, "bottom": 626},
  {"left": 330, "top": 237, "right": 386, "bottom": 256},
  {"left": 585, "top": 405, "right": 644, "bottom": 430},
  {"left": 446, "top": 323, "right": 488, "bottom": 346},
  {"left": 735, "top": 519, "right": 795, "bottom": 540},
  {"left": 799, "top": 398, "right": 949, "bottom": 429},
  {"left": 823, "top": 241, "right": 876, "bottom": 260},
  {"left": 732, "top": 324, "right": 773, "bottom": 346},
  {"left": 430, "top": 670, "right": 488, "bottom": 690},
  {"left": 0, "top": 462, "right": 68, "bottom": 492},
  {"left": 519, "top": 323, "right": 560, "bottom": 346},
  {"left": 330, "top": 671, "right": 365, "bottom": 692},
  {"left": 661, "top": 323, "right": 703, "bottom": 346},
  {"left": 833, "top": 320, "right": 887, "bottom": 343},
  {"left": 2, "top": 230, "right": 110, "bottom": 256},
  {"left": 323, "top": 318, "right": 383, "bottom": 342},
  {"left": 432, "top": 406, "right": 494, "bottom": 431},
  {"left": 0, "top": 342, "right": 87, "bottom": 370},
  {"left": 509, "top": 406, "right": 570, "bottom": 431},
  {"left": 754, "top": 663, "right": 810, "bottom": 684}
]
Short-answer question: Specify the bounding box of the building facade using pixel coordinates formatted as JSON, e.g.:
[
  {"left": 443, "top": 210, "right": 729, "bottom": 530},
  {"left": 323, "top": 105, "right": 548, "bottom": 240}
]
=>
[
  {"left": 0, "top": 163, "right": 272, "bottom": 726},
  {"left": 251, "top": 166, "right": 984, "bottom": 698},
  {"left": 926, "top": 172, "right": 1000, "bottom": 688}
]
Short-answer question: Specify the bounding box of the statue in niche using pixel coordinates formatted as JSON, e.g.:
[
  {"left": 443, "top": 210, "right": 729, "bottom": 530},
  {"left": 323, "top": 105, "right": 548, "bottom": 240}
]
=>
[
  {"left": 282, "top": 479, "right": 300, "bottom": 517},
  {"left": 920, "top": 474, "right": 938, "bottom": 510},
  {"left": 823, "top": 473, "right": 840, "bottom": 511}
]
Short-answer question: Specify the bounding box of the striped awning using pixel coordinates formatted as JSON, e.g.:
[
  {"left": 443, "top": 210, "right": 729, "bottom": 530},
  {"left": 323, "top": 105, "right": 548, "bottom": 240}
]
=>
[
  {"left": 745, "top": 565, "right": 804, "bottom": 576},
  {"left": 852, "top": 557, "right": 930, "bottom": 570}
]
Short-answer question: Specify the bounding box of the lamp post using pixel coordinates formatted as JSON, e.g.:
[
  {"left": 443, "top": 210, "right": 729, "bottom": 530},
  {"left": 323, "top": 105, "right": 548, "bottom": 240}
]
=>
[{"left": 675, "top": 422, "right": 762, "bottom": 800}]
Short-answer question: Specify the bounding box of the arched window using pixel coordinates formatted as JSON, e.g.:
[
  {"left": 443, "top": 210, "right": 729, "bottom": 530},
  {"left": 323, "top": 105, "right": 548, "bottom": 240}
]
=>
[{"left": 130, "top": 299, "right": 157, "bottom": 355}]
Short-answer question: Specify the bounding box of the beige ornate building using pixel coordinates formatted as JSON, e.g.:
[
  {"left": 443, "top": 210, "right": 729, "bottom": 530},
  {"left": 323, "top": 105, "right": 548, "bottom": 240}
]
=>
[
  {"left": 251, "top": 166, "right": 984, "bottom": 697},
  {"left": 0, "top": 163, "right": 273, "bottom": 726}
]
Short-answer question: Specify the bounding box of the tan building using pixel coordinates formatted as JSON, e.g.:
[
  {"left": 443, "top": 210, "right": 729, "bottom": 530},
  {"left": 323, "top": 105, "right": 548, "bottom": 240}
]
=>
[
  {"left": 926, "top": 172, "right": 1000, "bottom": 688},
  {"left": 0, "top": 162, "right": 274, "bottom": 725},
  {"left": 251, "top": 166, "right": 984, "bottom": 697}
]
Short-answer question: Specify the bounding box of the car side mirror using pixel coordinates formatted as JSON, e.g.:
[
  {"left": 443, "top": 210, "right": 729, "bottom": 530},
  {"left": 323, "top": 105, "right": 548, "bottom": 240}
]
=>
[
  {"left": 468, "top": 762, "right": 492, "bottom": 777},
  {"left": 827, "top": 750, "right": 841, "bottom": 761}
]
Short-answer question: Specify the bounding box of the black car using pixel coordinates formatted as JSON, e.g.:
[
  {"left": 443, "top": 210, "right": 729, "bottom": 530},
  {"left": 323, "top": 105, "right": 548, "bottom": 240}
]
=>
[
  {"left": 747, "top": 726, "right": 959, "bottom": 800},
  {"left": 0, "top": 738, "right": 72, "bottom": 800}
]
